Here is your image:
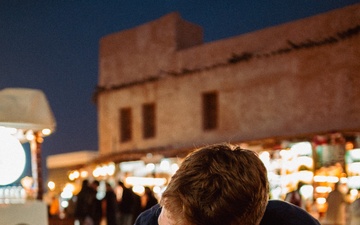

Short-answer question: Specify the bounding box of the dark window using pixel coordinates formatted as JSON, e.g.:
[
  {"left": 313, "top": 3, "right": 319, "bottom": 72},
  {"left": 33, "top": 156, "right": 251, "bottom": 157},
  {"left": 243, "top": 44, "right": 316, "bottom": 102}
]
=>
[
  {"left": 120, "top": 108, "right": 132, "bottom": 142},
  {"left": 202, "top": 92, "right": 218, "bottom": 130},
  {"left": 142, "top": 103, "right": 156, "bottom": 139}
]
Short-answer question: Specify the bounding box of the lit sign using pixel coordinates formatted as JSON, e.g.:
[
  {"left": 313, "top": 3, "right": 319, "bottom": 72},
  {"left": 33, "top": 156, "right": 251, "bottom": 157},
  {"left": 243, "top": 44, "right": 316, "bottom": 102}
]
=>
[{"left": 0, "top": 128, "right": 26, "bottom": 185}]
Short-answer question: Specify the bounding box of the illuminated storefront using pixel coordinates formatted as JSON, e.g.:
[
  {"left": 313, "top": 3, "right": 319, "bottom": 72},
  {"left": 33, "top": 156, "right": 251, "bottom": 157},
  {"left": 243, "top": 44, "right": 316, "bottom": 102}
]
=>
[
  {"left": 46, "top": 150, "right": 181, "bottom": 218},
  {"left": 257, "top": 141, "right": 314, "bottom": 201},
  {"left": 245, "top": 132, "right": 360, "bottom": 218},
  {"left": 47, "top": 131, "right": 360, "bottom": 222}
]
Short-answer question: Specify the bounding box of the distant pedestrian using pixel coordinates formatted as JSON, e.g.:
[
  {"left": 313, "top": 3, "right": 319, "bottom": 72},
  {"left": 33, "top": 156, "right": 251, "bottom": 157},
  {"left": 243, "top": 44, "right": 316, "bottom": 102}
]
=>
[
  {"left": 49, "top": 195, "right": 60, "bottom": 218},
  {"left": 74, "top": 179, "right": 93, "bottom": 225},
  {"left": 141, "top": 187, "right": 158, "bottom": 212},
  {"left": 65, "top": 195, "right": 76, "bottom": 219},
  {"left": 89, "top": 180, "right": 102, "bottom": 225},
  {"left": 285, "top": 182, "right": 305, "bottom": 209},
  {"left": 132, "top": 192, "right": 142, "bottom": 224},
  {"left": 323, "top": 182, "right": 346, "bottom": 225},
  {"left": 117, "top": 181, "right": 135, "bottom": 225},
  {"left": 103, "top": 182, "right": 118, "bottom": 225},
  {"left": 349, "top": 191, "right": 360, "bottom": 225}
]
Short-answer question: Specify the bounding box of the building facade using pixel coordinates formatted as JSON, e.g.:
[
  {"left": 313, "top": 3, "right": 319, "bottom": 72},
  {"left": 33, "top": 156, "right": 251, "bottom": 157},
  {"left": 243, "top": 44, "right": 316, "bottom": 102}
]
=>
[{"left": 95, "top": 4, "right": 360, "bottom": 162}]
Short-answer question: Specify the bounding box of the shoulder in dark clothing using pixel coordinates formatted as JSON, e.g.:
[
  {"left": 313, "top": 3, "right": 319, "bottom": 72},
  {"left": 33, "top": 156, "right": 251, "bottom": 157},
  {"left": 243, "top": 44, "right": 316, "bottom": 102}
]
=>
[
  {"left": 134, "top": 204, "right": 161, "bottom": 225},
  {"left": 260, "top": 200, "right": 320, "bottom": 225},
  {"left": 134, "top": 201, "right": 320, "bottom": 225}
]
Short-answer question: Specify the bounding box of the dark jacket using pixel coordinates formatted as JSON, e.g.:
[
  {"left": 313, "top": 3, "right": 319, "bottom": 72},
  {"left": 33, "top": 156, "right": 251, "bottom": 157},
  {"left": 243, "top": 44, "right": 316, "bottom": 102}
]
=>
[
  {"left": 105, "top": 190, "right": 118, "bottom": 225},
  {"left": 118, "top": 187, "right": 135, "bottom": 214},
  {"left": 74, "top": 186, "right": 93, "bottom": 219},
  {"left": 134, "top": 200, "right": 320, "bottom": 225}
]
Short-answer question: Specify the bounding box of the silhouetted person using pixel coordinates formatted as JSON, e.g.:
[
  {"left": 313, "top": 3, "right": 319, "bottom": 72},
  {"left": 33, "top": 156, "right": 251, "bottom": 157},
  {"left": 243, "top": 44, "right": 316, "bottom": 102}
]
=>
[
  {"left": 323, "top": 182, "right": 346, "bottom": 225},
  {"left": 117, "top": 181, "right": 134, "bottom": 225},
  {"left": 141, "top": 187, "right": 158, "bottom": 212},
  {"left": 285, "top": 181, "right": 305, "bottom": 209},
  {"left": 349, "top": 190, "right": 360, "bottom": 225},
  {"left": 49, "top": 195, "right": 60, "bottom": 218},
  {"left": 104, "top": 182, "right": 118, "bottom": 225},
  {"left": 89, "top": 180, "right": 102, "bottom": 225},
  {"left": 132, "top": 192, "right": 142, "bottom": 224},
  {"left": 74, "top": 179, "right": 93, "bottom": 225}
]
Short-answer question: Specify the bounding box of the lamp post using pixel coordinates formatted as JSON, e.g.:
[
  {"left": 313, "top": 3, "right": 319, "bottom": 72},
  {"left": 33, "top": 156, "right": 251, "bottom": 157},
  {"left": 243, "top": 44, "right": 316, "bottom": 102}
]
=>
[
  {"left": 0, "top": 88, "right": 56, "bottom": 201},
  {"left": 32, "top": 131, "right": 44, "bottom": 200}
]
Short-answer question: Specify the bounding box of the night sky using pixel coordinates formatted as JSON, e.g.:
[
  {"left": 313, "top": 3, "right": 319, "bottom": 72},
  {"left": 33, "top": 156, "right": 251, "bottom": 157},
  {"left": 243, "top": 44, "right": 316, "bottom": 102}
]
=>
[{"left": 0, "top": 0, "right": 358, "bottom": 180}]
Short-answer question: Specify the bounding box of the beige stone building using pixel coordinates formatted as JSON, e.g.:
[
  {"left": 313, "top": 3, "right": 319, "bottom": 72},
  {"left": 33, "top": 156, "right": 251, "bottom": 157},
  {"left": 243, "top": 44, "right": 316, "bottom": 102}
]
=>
[{"left": 94, "top": 3, "right": 360, "bottom": 165}]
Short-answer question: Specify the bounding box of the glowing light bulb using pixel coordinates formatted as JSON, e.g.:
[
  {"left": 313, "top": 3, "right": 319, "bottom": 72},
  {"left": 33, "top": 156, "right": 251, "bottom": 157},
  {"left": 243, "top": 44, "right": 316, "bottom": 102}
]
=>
[{"left": 0, "top": 129, "right": 26, "bottom": 185}]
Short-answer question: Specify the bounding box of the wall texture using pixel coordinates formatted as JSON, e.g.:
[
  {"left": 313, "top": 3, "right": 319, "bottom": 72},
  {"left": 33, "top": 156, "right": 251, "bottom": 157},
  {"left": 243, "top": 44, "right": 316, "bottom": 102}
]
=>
[{"left": 96, "top": 4, "right": 360, "bottom": 159}]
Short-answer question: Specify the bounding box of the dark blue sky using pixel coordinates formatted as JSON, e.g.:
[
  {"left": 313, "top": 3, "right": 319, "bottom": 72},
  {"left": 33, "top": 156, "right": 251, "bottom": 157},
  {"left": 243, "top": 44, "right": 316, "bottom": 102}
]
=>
[{"left": 0, "top": 1, "right": 358, "bottom": 163}]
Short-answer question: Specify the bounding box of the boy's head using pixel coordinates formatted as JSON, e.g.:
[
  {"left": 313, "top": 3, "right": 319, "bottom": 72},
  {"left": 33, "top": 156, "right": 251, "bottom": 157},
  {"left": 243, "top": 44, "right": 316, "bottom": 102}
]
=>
[{"left": 159, "top": 143, "right": 269, "bottom": 225}]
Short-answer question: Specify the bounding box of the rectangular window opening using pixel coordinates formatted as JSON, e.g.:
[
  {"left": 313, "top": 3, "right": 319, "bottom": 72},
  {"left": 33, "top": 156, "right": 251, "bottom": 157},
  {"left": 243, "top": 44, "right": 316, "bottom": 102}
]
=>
[
  {"left": 120, "top": 108, "right": 132, "bottom": 142},
  {"left": 142, "top": 103, "right": 156, "bottom": 139},
  {"left": 202, "top": 92, "right": 218, "bottom": 130}
]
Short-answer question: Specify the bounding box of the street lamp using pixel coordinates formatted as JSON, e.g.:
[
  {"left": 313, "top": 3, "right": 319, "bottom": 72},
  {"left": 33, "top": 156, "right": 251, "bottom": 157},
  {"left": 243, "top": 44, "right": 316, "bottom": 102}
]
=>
[
  {"left": 0, "top": 88, "right": 56, "bottom": 200},
  {"left": 0, "top": 129, "right": 26, "bottom": 186}
]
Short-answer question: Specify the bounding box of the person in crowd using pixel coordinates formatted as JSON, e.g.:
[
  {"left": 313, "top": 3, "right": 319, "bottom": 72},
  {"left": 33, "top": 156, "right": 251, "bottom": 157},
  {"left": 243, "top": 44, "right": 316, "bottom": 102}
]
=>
[
  {"left": 132, "top": 192, "right": 142, "bottom": 225},
  {"left": 323, "top": 182, "right": 347, "bottom": 225},
  {"left": 65, "top": 195, "right": 76, "bottom": 220},
  {"left": 117, "top": 181, "right": 135, "bottom": 225},
  {"left": 74, "top": 179, "right": 93, "bottom": 225},
  {"left": 346, "top": 189, "right": 360, "bottom": 225},
  {"left": 141, "top": 187, "right": 158, "bottom": 212},
  {"left": 134, "top": 143, "right": 320, "bottom": 225},
  {"left": 285, "top": 181, "right": 306, "bottom": 209},
  {"left": 49, "top": 194, "right": 60, "bottom": 218},
  {"left": 103, "top": 182, "right": 118, "bottom": 225},
  {"left": 348, "top": 189, "right": 360, "bottom": 225},
  {"left": 89, "top": 180, "right": 102, "bottom": 225}
]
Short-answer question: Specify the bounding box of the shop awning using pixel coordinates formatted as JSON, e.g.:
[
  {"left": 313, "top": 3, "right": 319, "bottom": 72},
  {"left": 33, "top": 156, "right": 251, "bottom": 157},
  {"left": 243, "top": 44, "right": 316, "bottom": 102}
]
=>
[
  {"left": 93, "top": 145, "right": 194, "bottom": 164},
  {"left": 0, "top": 88, "right": 56, "bottom": 132}
]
